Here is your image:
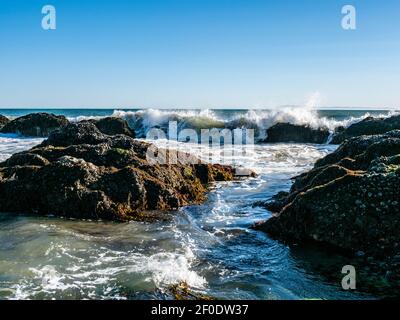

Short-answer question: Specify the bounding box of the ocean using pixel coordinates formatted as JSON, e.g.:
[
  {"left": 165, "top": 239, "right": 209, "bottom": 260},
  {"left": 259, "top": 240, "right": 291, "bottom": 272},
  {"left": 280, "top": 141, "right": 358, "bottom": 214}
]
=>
[
  {"left": 0, "top": 108, "right": 395, "bottom": 300},
  {"left": 0, "top": 108, "right": 396, "bottom": 141}
]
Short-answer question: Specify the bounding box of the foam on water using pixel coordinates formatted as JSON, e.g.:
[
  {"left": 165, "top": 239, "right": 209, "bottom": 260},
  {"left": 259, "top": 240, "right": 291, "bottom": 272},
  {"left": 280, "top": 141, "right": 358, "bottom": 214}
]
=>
[
  {"left": 0, "top": 112, "right": 382, "bottom": 299},
  {"left": 0, "top": 134, "right": 44, "bottom": 162},
  {"left": 145, "top": 138, "right": 336, "bottom": 175},
  {"left": 1, "top": 217, "right": 207, "bottom": 300},
  {"left": 64, "top": 108, "right": 399, "bottom": 141}
]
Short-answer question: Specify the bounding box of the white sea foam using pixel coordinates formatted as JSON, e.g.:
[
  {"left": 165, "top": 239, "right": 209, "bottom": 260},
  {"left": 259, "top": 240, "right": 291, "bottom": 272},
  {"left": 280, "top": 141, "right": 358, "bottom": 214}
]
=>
[
  {"left": 7, "top": 239, "right": 206, "bottom": 299},
  {"left": 0, "top": 108, "right": 390, "bottom": 300},
  {"left": 113, "top": 108, "right": 398, "bottom": 134},
  {"left": 146, "top": 137, "right": 337, "bottom": 175},
  {"left": 66, "top": 108, "right": 398, "bottom": 141},
  {"left": 0, "top": 130, "right": 365, "bottom": 300},
  {"left": 0, "top": 134, "right": 44, "bottom": 162},
  {"left": 126, "top": 248, "right": 206, "bottom": 289}
]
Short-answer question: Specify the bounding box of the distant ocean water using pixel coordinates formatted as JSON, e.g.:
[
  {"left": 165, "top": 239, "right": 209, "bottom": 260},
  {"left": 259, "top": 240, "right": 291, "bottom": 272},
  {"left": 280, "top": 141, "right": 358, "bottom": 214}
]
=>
[{"left": 0, "top": 108, "right": 392, "bottom": 300}]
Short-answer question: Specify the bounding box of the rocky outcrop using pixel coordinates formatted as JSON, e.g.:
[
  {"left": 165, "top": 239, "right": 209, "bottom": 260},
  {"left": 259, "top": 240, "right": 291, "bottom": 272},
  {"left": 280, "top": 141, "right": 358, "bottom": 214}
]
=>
[
  {"left": 84, "top": 117, "right": 135, "bottom": 138},
  {"left": 0, "top": 113, "right": 69, "bottom": 137},
  {"left": 168, "top": 281, "right": 214, "bottom": 300},
  {"left": 0, "top": 115, "right": 9, "bottom": 129},
  {"left": 265, "top": 123, "right": 330, "bottom": 144},
  {"left": 331, "top": 114, "right": 400, "bottom": 144},
  {"left": 254, "top": 130, "right": 400, "bottom": 259},
  {"left": 0, "top": 122, "right": 242, "bottom": 221}
]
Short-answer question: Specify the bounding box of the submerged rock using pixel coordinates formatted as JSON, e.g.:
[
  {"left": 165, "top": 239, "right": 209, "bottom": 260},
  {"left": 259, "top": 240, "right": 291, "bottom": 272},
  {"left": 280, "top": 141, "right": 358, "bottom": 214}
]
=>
[
  {"left": 168, "top": 281, "right": 214, "bottom": 300},
  {"left": 0, "top": 113, "right": 69, "bottom": 137},
  {"left": 265, "top": 123, "right": 330, "bottom": 144},
  {"left": 254, "top": 130, "right": 400, "bottom": 260},
  {"left": 331, "top": 114, "right": 400, "bottom": 144},
  {"left": 0, "top": 122, "right": 240, "bottom": 221},
  {"left": 0, "top": 115, "right": 9, "bottom": 129}
]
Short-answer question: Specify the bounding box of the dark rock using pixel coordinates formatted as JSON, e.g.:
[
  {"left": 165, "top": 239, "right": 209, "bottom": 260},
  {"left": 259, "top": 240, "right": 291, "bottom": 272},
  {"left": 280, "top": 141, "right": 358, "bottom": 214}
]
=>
[
  {"left": 41, "top": 121, "right": 109, "bottom": 147},
  {"left": 253, "top": 191, "right": 290, "bottom": 213},
  {"left": 316, "top": 130, "right": 400, "bottom": 169},
  {"left": 265, "top": 123, "right": 330, "bottom": 144},
  {"left": 331, "top": 114, "right": 400, "bottom": 144},
  {"left": 0, "top": 115, "right": 9, "bottom": 129},
  {"left": 254, "top": 130, "right": 400, "bottom": 260},
  {"left": 0, "top": 122, "right": 240, "bottom": 221},
  {"left": 3, "top": 153, "right": 50, "bottom": 167},
  {"left": 83, "top": 117, "right": 135, "bottom": 138},
  {"left": 0, "top": 113, "right": 69, "bottom": 137}
]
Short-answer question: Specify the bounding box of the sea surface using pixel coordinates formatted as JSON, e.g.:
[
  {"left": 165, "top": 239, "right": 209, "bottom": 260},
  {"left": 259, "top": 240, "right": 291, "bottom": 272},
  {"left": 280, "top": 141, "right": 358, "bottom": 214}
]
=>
[{"left": 0, "top": 108, "right": 396, "bottom": 300}]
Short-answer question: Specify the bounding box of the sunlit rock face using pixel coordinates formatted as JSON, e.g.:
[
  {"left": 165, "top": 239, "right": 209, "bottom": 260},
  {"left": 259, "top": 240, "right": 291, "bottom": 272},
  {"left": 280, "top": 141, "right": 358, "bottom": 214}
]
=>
[{"left": 255, "top": 130, "right": 400, "bottom": 259}]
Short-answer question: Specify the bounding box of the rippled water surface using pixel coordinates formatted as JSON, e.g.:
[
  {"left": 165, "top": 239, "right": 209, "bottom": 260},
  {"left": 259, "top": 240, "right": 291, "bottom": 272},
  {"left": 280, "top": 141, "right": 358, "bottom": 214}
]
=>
[{"left": 0, "top": 134, "right": 371, "bottom": 299}]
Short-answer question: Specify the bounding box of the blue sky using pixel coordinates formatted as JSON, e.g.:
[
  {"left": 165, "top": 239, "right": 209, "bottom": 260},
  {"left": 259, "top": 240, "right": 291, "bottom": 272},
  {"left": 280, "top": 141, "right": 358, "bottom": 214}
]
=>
[{"left": 0, "top": 0, "right": 399, "bottom": 109}]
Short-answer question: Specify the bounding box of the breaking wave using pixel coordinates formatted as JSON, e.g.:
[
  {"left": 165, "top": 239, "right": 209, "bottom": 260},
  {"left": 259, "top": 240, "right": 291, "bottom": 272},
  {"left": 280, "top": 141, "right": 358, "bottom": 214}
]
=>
[{"left": 67, "top": 108, "right": 398, "bottom": 142}]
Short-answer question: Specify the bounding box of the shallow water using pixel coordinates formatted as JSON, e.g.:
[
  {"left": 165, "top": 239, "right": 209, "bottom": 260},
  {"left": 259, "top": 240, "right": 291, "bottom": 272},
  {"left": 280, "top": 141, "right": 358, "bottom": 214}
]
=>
[{"left": 0, "top": 133, "right": 372, "bottom": 300}]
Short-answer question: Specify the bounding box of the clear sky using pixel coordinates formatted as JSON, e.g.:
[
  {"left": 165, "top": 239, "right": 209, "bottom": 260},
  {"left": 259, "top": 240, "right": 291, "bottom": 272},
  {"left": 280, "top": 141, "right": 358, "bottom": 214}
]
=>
[{"left": 0, "top": 0, "right": 399, "bottom": 109}]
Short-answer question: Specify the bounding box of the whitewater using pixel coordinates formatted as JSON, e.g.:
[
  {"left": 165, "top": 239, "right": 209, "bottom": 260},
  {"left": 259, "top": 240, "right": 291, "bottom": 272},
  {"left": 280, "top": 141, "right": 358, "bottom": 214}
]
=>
[
  {"left": 69, "top": 108, "right": 398, "bottom": 141},
  {"left": 0, "top": 108, "right": 395, "bottom": 299}
]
